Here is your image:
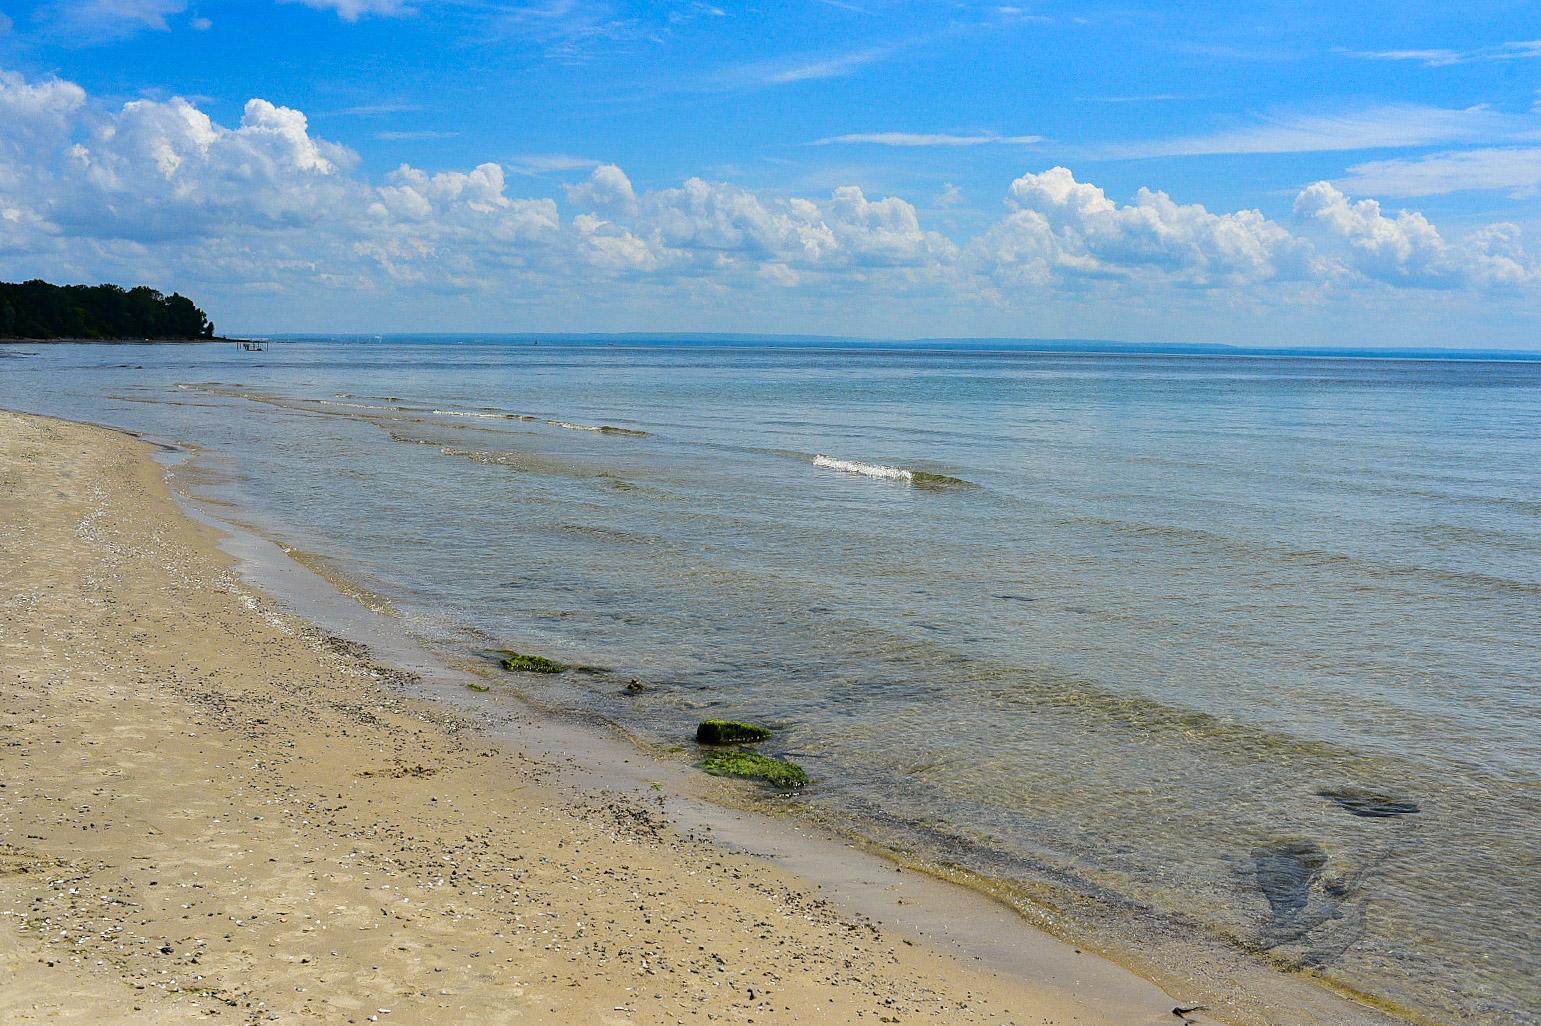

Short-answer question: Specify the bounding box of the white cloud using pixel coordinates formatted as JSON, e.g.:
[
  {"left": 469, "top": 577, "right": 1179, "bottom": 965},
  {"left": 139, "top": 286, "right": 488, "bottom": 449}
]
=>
[
  {"left": 0, "top": 69, "right": 87, "bottom": 154},
  {"left": 564, "top": 163, "right": 638, "bottom": 214},
  {"left": 812, "top": 132, "right": 1043, "bottom": 147},
  {"left": 34, "top": 0, "right": 187, "bottom": 41},
  {"left": 283, "top": 0, "right": 411, "bottom": 20},
  {"left": 975, "top": 166, "right": 1314, "bottom": 287},
  {"left": 563, "top": 170, "right": 954, "bottom": 274},
  {"left": 706, "top": 42, "right": 905, "bottom": 90},
  {"left": 508, "top": 153, "right": 602, "bottom": 175},
  {"left": 1336, "top": 147, "right": 1541, "bottom": 198},
  {"left": 1343, "top": 40, "right": 1541, "bottom": 68},
  {"left": 1104, "top": 104, "right": 1532, "bottom": 159},
  {"left": 373, "top": 130, "right": 459, "bottom": 140},
  {"left": 55, "top": 97, "right": 360, "bottom": 239},
  {"left": 1294, "top": 182, "right": 1536, "bottom": 288},
  {"left": 0, "top": 67, "right": 1535, "bottom": 332}
]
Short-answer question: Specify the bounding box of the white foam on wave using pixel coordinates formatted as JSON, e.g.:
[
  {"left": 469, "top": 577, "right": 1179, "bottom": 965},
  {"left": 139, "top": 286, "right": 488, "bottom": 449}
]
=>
[
  {"left": 813, "top": 454, "right": 914, "bottom": 482},
  {"left": 549, "top": 420, "right": 604, "bottom": 432},
  {"left": 432, "top": 409, "right": 510, "bottom": 419},
  {"left": 319, "top": 400, "right": 396, "bottom": 411}
]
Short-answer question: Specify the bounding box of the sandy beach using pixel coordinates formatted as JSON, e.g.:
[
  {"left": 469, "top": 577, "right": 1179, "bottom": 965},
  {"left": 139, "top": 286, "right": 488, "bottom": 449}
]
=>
[{"left": 0, "top": 408, "right": 1191, "bottom": 1024}]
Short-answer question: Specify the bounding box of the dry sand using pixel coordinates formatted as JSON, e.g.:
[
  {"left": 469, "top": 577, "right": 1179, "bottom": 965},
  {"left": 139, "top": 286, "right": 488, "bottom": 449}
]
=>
[{"left": 0, "top": 409, "right": 1187, "bottom": 1025}]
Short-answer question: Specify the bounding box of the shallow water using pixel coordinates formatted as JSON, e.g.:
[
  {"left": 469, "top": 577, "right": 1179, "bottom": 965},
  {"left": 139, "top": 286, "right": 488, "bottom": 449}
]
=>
[{"left": 3, "top": 338, "right": 1538, "bottom": 1025}]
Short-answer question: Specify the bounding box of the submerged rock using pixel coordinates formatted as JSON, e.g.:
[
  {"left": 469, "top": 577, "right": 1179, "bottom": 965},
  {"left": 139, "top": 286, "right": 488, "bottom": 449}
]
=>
[
  {"left": 1315, "top": 787, "right": 1420, "bottom": 818},
  {"left": 695, "top": 720, "right": 772, "bottom": 744},
  {"left": 701, "top": 751, "right": 808, "bottom": 789},
  {"left": 493, "top": 649, "right": 568, "bottom": 674},
  {"left": 1253, "top": 839, "right": 1328, "bottom": 921}
]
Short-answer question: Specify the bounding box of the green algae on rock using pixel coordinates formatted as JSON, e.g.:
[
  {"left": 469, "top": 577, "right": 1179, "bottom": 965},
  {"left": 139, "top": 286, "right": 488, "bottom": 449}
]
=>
[
  {"left": 909, "top": 470, "right": 971, "bottom": 489},
  {"left": 494, "top": 649, "right": 568, "bottom": 674},
  {"left": 696, "top": 719, "right": 773, "bottom": 744},
  {"left": 701, "top": 750, "right": 808, "bottom": 789}
]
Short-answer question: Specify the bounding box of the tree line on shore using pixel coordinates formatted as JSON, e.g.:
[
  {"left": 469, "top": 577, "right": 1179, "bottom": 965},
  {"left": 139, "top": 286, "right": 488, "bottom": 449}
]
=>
[{"left": 0, "top": 279, "right": 215, "bottom": 340}]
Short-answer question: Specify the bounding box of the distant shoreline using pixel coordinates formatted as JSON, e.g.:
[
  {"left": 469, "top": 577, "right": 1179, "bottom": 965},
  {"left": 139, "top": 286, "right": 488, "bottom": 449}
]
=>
[
  {"left": 0, "top": 336, "right": 248, "bottom": 345},
  {"left": 252, "top": 332, "right": 1541, "bottom": 362}
]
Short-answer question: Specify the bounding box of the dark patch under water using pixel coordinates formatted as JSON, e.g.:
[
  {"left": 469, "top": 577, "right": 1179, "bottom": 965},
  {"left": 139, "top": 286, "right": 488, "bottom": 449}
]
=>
[
  {"left": 1316, "top": 788, "right": 1421, "bottom": 818},
  {"left": 1254, "top": 839, "right": 1329, "bottom": 921}
]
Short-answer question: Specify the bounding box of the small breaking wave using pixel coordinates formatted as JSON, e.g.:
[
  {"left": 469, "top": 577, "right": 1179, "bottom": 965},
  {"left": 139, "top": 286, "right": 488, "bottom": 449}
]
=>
[
  {"left": 548, "top": 420, "right": 650, "bottom": 437},
  {"left": 813, "top": 454, "right": 969, "bottom": 488},
  {"left": 432, "top": 409, "right": 515, "bottom": 420},
  {"left": 318, "top": 400, "right": 398, "bottom": 411},
  {"left": 814, "top": 455, "right": 912, "bottom": 482}
]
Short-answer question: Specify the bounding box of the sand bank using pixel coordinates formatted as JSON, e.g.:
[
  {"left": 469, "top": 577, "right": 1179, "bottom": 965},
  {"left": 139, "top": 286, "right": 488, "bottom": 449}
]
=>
[{"left": 0, "top": 408, "right": 1184, "bottom": 1024}]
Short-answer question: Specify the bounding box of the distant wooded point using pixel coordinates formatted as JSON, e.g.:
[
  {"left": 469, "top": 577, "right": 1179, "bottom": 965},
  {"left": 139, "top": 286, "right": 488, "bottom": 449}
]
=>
[{"left": 0, "top": 280, "right": 215, "bottom": 341}]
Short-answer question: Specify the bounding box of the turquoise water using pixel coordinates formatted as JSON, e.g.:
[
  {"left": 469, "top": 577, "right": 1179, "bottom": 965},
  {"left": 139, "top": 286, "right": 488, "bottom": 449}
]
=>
[{"left": 3, "top": 339, "right": 1538, "bottom": 1024}]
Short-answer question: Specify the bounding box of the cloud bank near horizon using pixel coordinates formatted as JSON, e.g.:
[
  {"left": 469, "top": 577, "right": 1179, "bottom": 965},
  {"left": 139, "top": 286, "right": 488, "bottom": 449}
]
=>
[{"left": 0, "top": 67, "right": 1537, "bottom": 337}]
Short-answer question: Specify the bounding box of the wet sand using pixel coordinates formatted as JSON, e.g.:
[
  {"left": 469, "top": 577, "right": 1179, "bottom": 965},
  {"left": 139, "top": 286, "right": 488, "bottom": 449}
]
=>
[{"left": 0, "top": 407, "right": 1183, "bottom": 1024}]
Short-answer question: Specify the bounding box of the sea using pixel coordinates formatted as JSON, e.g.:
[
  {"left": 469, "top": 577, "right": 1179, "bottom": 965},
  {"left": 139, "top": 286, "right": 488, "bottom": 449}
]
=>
[{"left": 2, "top": 336, "right": 1537, "bottom": 1026}]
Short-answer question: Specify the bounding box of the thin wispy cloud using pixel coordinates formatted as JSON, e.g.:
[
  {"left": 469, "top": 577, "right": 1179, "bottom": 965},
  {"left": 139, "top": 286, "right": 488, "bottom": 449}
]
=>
[
  {"left": 507, "top": 153, "right": 603, "bottom": 175},
  {"left": 1101, "top": 104, "right": 1537, "bottom": 159},
  {"left": 1342, "top": 39, "right": 1541, "bottom": 68},
  {"left": 33, "top": 0, "right": 188, "bottom": 42},
  {"left": 812, "top": 131, "right": 1043, "bottom": 147},
  {"left": 473, "top": 1, "right": 725, "bottom": 62},
  {"left": 373, "top": 129, "right": 458, "bottom": 140},
  {"left": 1177, "top": 42, "right": 1302, "bottom": 62},
  {"left": 284, "top": 0, "right": 412, "bottom": 19},
  {"left": 1078, "top": 94, "right": 1188, "bottom": 104},
  {"left": 34, "top": 0, "right": 406, "bottom": 45},
  {"left": 331, "top": 102, "right": 428, "bottom": 116},
  {"left": 751, "top": 43, "right": 901, "bottom": 85},
  {"left": 1338, "top": 147, "right": 1541, "bottom": 198}
]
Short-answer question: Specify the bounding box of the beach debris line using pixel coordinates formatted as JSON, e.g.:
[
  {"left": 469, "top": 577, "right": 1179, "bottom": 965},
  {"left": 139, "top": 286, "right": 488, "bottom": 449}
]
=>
[
  {"left": 696, "top": 719, "right": 773, "bottom": 744},
  {"left": 701, "top": 750, "right": 809, "bottom": 790},
  {"left": 493, "top": 648, "right": 568, "bottom": 674}
]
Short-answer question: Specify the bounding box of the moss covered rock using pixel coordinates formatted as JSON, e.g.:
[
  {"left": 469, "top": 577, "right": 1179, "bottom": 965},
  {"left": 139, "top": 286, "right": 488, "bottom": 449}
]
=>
[
  {"left": 695, "top": 719, "right": 772, "bottom": 744},
  {"left": 494, "top": 649, "right": 568, "bottom": 674},
  {"left": 910, "top": 470, "right": 970, "bottom": 488},
  {"left": 701, "top": 750, "right": 808, "bottom": 789}
]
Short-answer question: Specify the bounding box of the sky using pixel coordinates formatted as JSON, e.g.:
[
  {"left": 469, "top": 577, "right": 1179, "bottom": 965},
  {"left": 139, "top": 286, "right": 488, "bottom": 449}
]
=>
[{"left": 0, "top": 1, "right": 1538, "bottom": 345}]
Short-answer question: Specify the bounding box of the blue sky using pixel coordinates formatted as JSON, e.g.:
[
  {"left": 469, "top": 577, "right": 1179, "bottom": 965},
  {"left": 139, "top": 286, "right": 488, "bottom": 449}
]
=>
[{"left": 1, "top": 1, "right": 1538, "bottom": 345}]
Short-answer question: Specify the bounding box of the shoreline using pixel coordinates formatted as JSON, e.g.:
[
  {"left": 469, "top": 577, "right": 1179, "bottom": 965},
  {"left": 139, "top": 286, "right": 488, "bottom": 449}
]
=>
[
  {"left": 144, "top": 420, "right": 1430, "bottom": 1026},
  {"left": 0, "top": 407, "right": 1189, "bottom": 1024},
  {"left": 0, "top": 337, "right": 242, "bottom": 345}
]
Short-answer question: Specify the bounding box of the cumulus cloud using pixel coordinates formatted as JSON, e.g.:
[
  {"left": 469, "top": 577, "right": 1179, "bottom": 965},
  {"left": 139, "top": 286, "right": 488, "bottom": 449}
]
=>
[
  {"left": 975, "top": 167, "right": 1314, "bottom": 286},
  {"left": 556, "top": 168, "right": 956, "bottom": 277},
  {"left": 57, "top": 97, "right": 359, "bottom": 239},
  {"left": 1294, "top": 182, "right": 1536, "bottom": 288},
  {"left": 0, "top": 67, "right": 1535, "bottom": 324},
  {"left": 564, "top": 163, "right": 638, "bottom": 215}
]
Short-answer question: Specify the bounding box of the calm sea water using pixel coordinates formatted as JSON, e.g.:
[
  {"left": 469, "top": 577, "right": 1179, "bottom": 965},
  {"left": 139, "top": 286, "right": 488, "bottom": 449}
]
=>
[{"left": 3, "top": 339, "right": 1538, "bottom": 1025}]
